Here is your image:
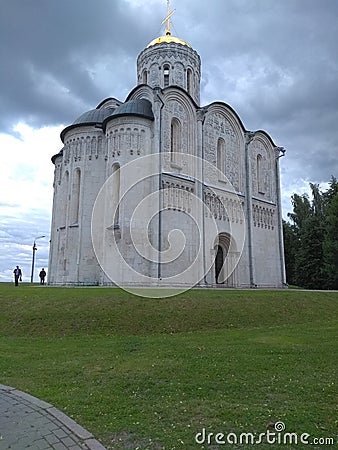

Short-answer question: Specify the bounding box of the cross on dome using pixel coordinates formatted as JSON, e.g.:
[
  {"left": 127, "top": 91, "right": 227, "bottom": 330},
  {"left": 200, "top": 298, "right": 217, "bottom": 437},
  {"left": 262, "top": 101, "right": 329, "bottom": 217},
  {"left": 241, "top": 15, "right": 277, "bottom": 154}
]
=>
[
  {"left": 162, "top": 0, "right": 176, "bottom": 36},
  {"left": 146, "top": 0, "right": 191, "bottom": 48}
]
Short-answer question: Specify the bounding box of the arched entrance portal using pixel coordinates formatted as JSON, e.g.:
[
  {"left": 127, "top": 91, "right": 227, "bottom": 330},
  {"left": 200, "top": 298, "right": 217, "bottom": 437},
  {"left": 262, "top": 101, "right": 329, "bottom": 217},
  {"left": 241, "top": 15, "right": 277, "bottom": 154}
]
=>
[
  {"left": 215, "top": 245, "right": 224, "bottom": 283},
  {"left": 214, "top": 233, "right": 238, "bottom": 287}
]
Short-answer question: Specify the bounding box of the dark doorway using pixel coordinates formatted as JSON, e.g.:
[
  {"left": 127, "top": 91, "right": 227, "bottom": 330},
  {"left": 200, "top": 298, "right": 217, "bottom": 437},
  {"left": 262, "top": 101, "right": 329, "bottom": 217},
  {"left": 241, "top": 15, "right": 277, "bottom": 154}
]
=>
[{"left": 215, "top": 245, "right": 224, "bottom": 284}]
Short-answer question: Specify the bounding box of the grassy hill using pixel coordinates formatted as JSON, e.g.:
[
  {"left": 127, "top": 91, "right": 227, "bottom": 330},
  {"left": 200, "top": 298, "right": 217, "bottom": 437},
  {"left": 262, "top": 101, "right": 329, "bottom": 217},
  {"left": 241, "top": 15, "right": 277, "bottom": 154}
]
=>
[{"left": 0, "top": 284, "right": 337, "bottom": 449}]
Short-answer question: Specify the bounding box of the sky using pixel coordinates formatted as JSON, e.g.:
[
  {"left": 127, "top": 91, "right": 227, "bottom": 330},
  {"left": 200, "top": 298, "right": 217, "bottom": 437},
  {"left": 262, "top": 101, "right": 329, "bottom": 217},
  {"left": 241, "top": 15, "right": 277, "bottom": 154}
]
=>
[{"left": 0, "top": 0, "right": 337, "bottom": 282}]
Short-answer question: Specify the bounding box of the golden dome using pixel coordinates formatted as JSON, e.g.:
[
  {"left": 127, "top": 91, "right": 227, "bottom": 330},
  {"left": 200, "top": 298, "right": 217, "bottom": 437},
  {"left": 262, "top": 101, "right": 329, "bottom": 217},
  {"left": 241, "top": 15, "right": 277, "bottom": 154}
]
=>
[{"left": 147, "top": 34, "right": 191, "bottom": 48}]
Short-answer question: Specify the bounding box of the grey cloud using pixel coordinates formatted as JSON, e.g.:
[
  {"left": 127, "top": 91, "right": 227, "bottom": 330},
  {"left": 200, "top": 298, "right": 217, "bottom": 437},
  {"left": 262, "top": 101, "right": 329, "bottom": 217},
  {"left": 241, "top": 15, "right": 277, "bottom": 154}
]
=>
[
  {"left": 192, "top": 0, "right": 338, "bottom": 184},
  {"left": 0, "top": 0, "right": 158, "bottom": 132}
]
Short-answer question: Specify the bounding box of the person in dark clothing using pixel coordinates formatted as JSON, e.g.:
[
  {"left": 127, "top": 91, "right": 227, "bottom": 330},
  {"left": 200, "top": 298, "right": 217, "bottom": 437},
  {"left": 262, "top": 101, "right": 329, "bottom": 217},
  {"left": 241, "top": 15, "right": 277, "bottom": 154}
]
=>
[
  {"left": 13, "top": 266, "right": 22, "bottom": 286},
  {"left": 39, "top": 268, "right": 46, "bottom": 285}
]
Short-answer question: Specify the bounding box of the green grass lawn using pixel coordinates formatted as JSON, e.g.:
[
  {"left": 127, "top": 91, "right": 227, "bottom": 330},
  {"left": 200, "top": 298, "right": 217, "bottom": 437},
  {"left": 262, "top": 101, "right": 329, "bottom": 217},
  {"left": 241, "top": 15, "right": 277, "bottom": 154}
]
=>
[{"left": 0, "top": 284, "right": 337, "bottom": 449}]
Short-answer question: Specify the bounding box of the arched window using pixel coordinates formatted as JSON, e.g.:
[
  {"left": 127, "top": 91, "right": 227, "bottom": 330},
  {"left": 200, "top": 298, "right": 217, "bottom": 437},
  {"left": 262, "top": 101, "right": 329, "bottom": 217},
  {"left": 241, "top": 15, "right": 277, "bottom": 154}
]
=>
[
  {"left": 217, "top": 138, "right": 226, "bottom": 174},
  {"left": 163, "top": 64, "right": 170, "bottom": 88},
  {"left": 111, "top": 163, "right": 120, "bottom": 227},
  {"left": 187, "top": 68, "right": 193, "bottom": 96},
  {"left": 62, "top": 171, "right": 69, "bottom": 226},
  {"left": 171, "top": 118, "right": 181, "bottom": 162},
  {"left": 142, "top": 69, "right": 148, "bottom": 84},
  {"left": 257, "top": 154, "right": 264, "bottom": 194},
  {"left": 70, "top": 168, "right": 81, "bottom": 224}
]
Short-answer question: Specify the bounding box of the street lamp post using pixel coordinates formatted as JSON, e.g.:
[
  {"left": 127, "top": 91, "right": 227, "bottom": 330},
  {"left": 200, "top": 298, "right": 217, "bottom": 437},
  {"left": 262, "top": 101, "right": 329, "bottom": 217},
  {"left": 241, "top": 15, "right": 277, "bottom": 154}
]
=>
[{"left": 30, "top": 235, "right": 45, "bottom": 283}]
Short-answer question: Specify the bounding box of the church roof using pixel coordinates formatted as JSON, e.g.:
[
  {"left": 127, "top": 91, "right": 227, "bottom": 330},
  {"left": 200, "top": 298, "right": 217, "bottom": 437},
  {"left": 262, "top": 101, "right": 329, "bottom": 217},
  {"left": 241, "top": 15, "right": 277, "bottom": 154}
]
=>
[
  {"left": 60, "top": 99, "right": 154, "bottom": 142},
  {"left": 110, "top": 98, "right": 154, "bottom": 120},
  {"left": 102, "top": 98, "right": 154, "bottom": 130},
  {"left": 60, "top": 106, "right": 115, "bottom": 141},
  {"left": 147, "top": 34, "right": 191, "bottom": 48},
  {"left": 72, "top": 107, "right": 116, "bottom": 126}
]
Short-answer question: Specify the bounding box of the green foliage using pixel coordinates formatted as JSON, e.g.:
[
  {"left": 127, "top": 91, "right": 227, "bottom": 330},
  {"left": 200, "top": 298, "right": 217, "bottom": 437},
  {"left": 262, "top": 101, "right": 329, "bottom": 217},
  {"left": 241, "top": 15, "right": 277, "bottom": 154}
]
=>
[
  {"left": 294, "top": 215, "right": 325, "bottom": 288},
  {"left": 287, "top": 192, "right": 311, "bottom": 232},
  {"left": 284, "top": 177, "right": 338, "bottom": 289},
  {"left": 322, "top": 189, "right": 338, "bottom": 289},
  {"left": 282, "top": 220, "right": 298, "bottom": 285},
  {"left": 0, "top": 285, "right": 337, "bottom": 449}
]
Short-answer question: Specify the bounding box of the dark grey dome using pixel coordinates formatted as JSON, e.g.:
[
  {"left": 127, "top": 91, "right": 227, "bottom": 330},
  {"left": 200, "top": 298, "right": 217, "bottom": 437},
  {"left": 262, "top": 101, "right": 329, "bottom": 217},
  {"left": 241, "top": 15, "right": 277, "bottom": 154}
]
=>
[
  {"left": 61, "top": 106, "right": 116, "bottom": 141},
  {"left": 60, "top": 98, "right": 153, "bottom": 142},
  {"left": 73, "top": 107, "right": 115, "bottom": 125},
  {"left": 111, "top": 98, "right": 154, "bottom": 120}
]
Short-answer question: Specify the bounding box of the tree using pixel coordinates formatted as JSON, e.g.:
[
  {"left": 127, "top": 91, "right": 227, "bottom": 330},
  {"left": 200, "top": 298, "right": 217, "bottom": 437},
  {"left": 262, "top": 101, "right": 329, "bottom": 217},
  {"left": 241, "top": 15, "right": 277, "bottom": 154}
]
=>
[
  {"left": 287, "top": 192, "right": 311, "bottom": 233},
  {"left": 294, "top": 213, "right": 325, "bottom": 289},
  {"left": 322, "top": 177, "right": 338, "bottom": 289},
  {"left": 284, "top": 178, "right": 337, "bottom": 289},
  {"left": 283, "top": 220, "right": 297, "bottom": 285}
]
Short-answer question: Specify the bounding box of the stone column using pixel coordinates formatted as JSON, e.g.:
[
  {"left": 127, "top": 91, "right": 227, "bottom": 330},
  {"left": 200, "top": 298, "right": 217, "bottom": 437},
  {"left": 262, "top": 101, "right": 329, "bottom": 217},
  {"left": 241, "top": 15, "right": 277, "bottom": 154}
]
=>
[
  {"left": 197, "top": 108, "right": 207, "bottom": 284},
  {"left": 244, "top": 131, "right": 256, "bottom": 287},
  {"left": 274, "top": 146, "right": 287, "bottom": 287},
  {"left": 153, "top": 89, "right": 165, "bottom": 280}
]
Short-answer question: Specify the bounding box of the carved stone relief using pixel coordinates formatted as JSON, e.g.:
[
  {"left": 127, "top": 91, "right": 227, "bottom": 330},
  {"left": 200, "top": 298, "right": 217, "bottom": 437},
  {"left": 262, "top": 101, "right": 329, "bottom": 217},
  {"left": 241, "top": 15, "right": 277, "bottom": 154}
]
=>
[
  {"left": 108, "top": 126, "right": 146, "bottom": 157},
  {"left": 162, "top": 176, "right": 195, "bottom": 213},
  {"left": 149, "top": 63, "right": 159, "bottom": 87},
  {"left": 252, "top": 202, "right": 275, "bottom": 230},
  {"left": 204, "top": 189, "right": 244, "bottom": 224},
  {"left": 173, "top": 62, "right": 185, "bottom": 88},
  {"left": 204, "top": 112, "right": 241, "bottom": 191},
  {"left": 251, "top": 140, "right": 273, "bottom": 200},
  {"left": 163, "top": 99, "right": 189, "bottom": 155}
]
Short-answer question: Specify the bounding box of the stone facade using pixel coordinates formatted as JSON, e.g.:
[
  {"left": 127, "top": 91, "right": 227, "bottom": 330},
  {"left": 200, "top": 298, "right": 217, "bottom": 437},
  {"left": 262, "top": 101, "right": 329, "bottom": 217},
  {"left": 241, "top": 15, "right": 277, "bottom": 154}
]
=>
[{"left": 48, "top": 33, "right": 286, "bottom": 289}]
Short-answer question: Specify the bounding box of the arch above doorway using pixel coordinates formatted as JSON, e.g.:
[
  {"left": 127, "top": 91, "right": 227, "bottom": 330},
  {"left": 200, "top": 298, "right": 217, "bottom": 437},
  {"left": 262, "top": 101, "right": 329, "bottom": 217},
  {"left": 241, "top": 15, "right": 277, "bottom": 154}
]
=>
[{"left": 214, "top": 233, "right": 239, "bottom": 286}]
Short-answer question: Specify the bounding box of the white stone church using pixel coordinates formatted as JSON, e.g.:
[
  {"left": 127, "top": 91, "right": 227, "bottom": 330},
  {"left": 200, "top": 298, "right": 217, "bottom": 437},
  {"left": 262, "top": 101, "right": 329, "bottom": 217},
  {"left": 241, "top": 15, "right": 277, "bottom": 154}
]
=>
[{"left": 48, "top": 6, "right": 286, "bottom": 290}]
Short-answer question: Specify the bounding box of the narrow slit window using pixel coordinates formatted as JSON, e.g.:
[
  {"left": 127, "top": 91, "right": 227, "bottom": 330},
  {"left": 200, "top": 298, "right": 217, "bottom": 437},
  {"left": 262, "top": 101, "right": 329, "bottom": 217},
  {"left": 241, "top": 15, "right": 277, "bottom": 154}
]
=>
[
  {"left": 257, "top": 154, "right": 265, "bottom": 194},
  {"left": 217, "top": 138, "right": 226, "bottom": 174},
  {"left": 187, "top": 68, "right": 193, "bottom": 96},
  {"left": 163, "top": 64, "right": 170, "bottom": 88},
  {"left": 171, "top": 118, "right": 181, "bottom": 162},
  {"left": 70, "top": 168, "right": 81, "bottom": 224},
  {"left": 111, "top": 163, "right": 120, "bottom": 226},
  {"left": 62, "top": 171, "right": 69, "bottom": 226}
]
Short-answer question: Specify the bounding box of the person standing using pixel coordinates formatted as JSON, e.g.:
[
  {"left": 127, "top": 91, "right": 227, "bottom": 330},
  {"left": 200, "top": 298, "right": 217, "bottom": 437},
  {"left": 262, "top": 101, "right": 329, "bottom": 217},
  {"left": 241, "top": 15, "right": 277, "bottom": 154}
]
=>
[
  {"left": 39, "top": 268, "right": 47, "bottom": 285},
  {"left": 13, "top": 266, "right": 22, "bottom": 286}
]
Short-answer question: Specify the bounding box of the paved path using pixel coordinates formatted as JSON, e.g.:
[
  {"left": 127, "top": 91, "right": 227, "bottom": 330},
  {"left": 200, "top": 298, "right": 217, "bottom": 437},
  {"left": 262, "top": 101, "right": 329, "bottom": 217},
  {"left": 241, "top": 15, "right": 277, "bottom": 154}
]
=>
[{"left": 0, "top": 385, "right": 107, "bottom": 450}]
